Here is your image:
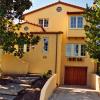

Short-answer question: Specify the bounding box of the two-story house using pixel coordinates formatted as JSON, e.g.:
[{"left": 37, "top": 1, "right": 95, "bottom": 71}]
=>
[{"left": 2, "top": 1, "right": 96, "bottom": 87}]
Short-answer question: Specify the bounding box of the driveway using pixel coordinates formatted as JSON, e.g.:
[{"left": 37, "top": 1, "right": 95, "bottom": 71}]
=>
[{"left": 49, "top": 86, "right": 100, "bottom": 100}]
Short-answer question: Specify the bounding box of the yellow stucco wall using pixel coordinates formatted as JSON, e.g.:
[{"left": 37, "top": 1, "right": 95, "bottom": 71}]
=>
[
  {"left": 60, "top": 36, "right": 95, "bottom": 86},
  {"left": 91, "top": 74, "right": 100, "bottom": 92},
  {"left": 0, "top": 34, "right": 59, "bottom": 74},
  {"left": 22, "top": 34, "right": 58, "bottom": 74},
  {"left": 0, "top": 2, "right": 96, "bottom": 87},
  {"left": 1, "top": 54, "right": 29, "bottom": 74},
  {"left": 24, "top": 4, "right": 83, "bottom": 32},
  {"left": 40, "top": 74, "right": 57, "bottom": 100}
]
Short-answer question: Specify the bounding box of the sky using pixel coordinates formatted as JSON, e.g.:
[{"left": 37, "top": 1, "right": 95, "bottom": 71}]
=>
[{"left": 24, "top": 0, "right": 94, "bottom": 13}]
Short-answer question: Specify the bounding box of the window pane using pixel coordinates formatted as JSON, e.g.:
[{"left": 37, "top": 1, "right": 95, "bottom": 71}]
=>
[
  {"left": 44, "top": 19, "right": 48, "bottom": 27},
  {"left": 39, "top": 19, "right": 43, "bottom": 27},
  {"left": 77, "top": 16, "right": 83, "bottom": 28},
  {"left": 43, "top": 38, "right": 48, "bottom": 52},
  {"left": 66, "top": 44, "right": 72, "bottom": 57},
  {"left": 73, "top": 44, "right": 79, "bottom": 56},
  {"left": 18, "top": 45, "right": 24, "bottom": 52},
  {"left": 27, "top": 44, "right": 30, "bottom": 52},
  {"left": 70, "top": 16, "right": 76, "bottom": 28},
  {"left": 81, "top": 45, "right": 85, "bottom": 56}
]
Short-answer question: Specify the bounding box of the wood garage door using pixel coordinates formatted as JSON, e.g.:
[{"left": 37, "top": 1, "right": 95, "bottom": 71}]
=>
[{"left": 64, "top": 67, "right": 87, "bottom": 85}]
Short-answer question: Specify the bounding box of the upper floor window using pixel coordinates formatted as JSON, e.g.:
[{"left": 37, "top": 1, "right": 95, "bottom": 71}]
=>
[
  {"left": 43, "top": 37, "right": 48, "bottom": 52},
  {"left": 70, "top": 16, "right": 76, "bottom": 28},
  {"left": 70, "top": 16, "right": 83, "bottom": 28},
  {"left": 77, "top": 16, "right": 83, "bottom": 28},
  {"left": 39, "top": 18, "right": 48, "bottom": 27},
  {"left": 24, "top": 26, "right": 29, "bottom": 32},
  {"left": 56, "top": 6, "right": 62, "bottom": 12},
  {"left": 66, "top": 44, "right": 86, "bottom": 57}
]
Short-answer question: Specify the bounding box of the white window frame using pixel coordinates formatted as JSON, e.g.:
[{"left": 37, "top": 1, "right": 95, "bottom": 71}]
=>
[
  {"left": 70, "top": 16, "right": 84, "bottom": 29},
  {"left": 66, "top": 44, "right": 86, "bottom": 57},
  {"left": 39, "top": 18, "right": 49, "bottom": 28}
]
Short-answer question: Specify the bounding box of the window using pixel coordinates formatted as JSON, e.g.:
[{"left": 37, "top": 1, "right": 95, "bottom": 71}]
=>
[
  {"left": 44, "top": 19, "right": 48, "bottom": 27},
  {"left": 27, "top": 44, "right": 30, "bottom": 52},
  {"left": 70, "top": 16, "right": 76, "bottom": 28},
  {"left": 56, "top": 7, "right": 62, "bottom": 12},
  {"left": 18, "top": 45, "right": 24, "bottom": 52},
  {"left": 18, "top": 44, "right": 30, "bottom": 52},
  {"left": 66, "top": 44, "right": 85, "bottom": 57},
  {"left": 24, "top": 26, "right": 29, "bottom": 31},
  {"left": 81, "top": 45, "right": 86, "bottom": 56},
  {"left": 43, "top": 38, "right": 48, "bottom": 52},
  {"left": 66, "top": 44, "right": 72, "bottom": 56},
  {"left": 39, "top": 19, "right": 48, "bottom": 27},
  {"left": 70, "top": 16, "right": 83, "bottom": 28},
  {"left": 39, "top": 19, "right": 43, "bottom": 27},
  {"left": 77, "top": 16, "right": 83, "bottom": 28},
  {"left": 73, "top": 44, "right": 79, "bottom": 56}
]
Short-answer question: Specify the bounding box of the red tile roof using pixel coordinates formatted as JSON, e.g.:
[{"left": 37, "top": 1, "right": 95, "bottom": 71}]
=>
[{"left": 20, "top": 21, "right": 46, "bottom": 32}]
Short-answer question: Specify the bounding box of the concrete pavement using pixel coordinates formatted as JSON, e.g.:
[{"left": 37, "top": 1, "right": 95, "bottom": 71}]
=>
[{"left": 49, "top": 86, "right": 100, "bottom": 100}]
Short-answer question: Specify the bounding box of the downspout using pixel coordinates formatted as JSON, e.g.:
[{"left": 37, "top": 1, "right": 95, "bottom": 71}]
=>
[{"left": 55, "top": 34, "right": 58, "bottom": 73}]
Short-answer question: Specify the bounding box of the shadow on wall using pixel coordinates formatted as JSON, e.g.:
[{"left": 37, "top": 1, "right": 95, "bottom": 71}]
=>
[{"left": 0, "top": 54, "right": 29, "bottom": 74}]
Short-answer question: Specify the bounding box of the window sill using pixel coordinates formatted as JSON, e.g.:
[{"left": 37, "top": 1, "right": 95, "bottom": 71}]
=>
[
  {"left": 69, "top": 28, "right": 84, "bottom": 30},
  {"left": 66, "top": 56, "right": 86, "bottom": 58},
  {"left": 66, "top": 56, "right": 85, "bottom": 61},
  {"left": 42, "top": 26, "right": 48, "bottom": 28}
]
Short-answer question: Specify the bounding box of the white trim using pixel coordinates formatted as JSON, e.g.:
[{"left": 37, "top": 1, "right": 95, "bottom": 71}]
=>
[
  {"left": 69, "top": 28, "right": 84, "bottom": 30},
  {"left": 24, "top": 44, "right": 27, "bottom": 52}
]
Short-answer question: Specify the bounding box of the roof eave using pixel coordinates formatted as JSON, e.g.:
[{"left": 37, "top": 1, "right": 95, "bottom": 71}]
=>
[
  {"left": 30, "top": 31, "right": 63, "bottom": 34},
  {"left": 67, "top": 11, "right": 85, "bottom": 15}
]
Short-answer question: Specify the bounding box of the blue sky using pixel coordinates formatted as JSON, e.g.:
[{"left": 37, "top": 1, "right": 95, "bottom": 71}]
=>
[{"left": 24, "top": 0, "right": 94, "bottom": 13}]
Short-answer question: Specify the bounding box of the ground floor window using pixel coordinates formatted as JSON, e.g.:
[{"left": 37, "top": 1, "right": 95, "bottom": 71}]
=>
[
  {"left": 43, "top": 37, "right": 48, "bottom": 53},
  {"left": 18, "top": 45, "right": 24, "bottom": 52},
  {"left": 18, "top": 44, "right": 30, "bottom": 52}
]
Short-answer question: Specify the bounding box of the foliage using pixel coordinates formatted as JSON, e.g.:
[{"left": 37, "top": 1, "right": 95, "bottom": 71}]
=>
[
  {"left": 0, "top": 0, "right": 40, "bottom": 58},
  {"left": 42, "top": 70, "right": 52, "bottom": 79},
  {"left": 0, "top": 0, "right": 32, "bottom": 19},
  {"left": 84, "top": 0, "right": 100, "bottom": 62}
]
